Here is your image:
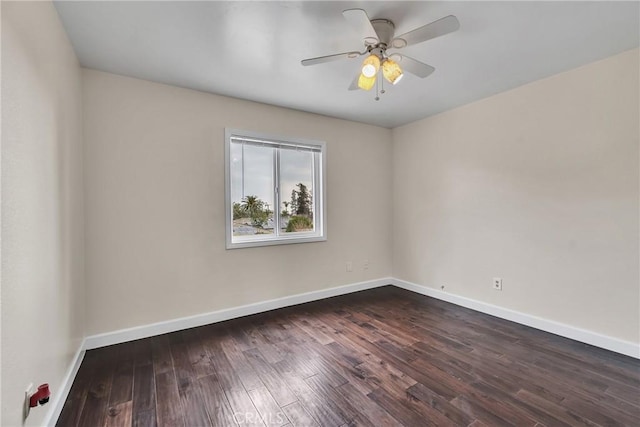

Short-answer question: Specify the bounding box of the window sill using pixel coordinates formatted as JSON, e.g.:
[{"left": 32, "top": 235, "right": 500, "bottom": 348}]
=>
[{"left": 226, "top": 234, "right": 327, "bottom": 250}]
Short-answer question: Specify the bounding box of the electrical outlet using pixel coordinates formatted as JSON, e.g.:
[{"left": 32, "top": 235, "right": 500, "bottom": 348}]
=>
[
  {"left": 493, "top": 277, "right": 503, "bottom": 291},
  {"left": 24, "top": 383, "right": 34, "bottom": 420},
  {"left": 363, "top": 260, "right": 370, "bottom": 270},
  {"left": 346, "top": 261, "right": 353, "bottom": 272}
]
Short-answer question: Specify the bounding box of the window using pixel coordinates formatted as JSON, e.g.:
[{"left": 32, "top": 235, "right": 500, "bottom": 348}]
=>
[{"left": 225, "top": 129, "right": 326, "bottom": 249}]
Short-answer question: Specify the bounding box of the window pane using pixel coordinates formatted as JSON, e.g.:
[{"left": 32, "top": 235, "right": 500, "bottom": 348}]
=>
[
  {"left": 230, "top": 142, "right": 275, "bottom": 237},
  {"left": 280, "top": 149, "right": 314, "bottom": 234},
  {"left": 226, "top": 129, "right": 325, "bottom": 249}
]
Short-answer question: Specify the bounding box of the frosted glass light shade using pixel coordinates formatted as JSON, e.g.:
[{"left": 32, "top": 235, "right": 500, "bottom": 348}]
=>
[
  {"left": 382, "top": 59, "right": 404, "bottom": 85},
  {"left": 361, "top": 55, "right": 380, "bottom": 78},
  {"left": 358, "top": 73, "right": 376, "bottom": 91}
]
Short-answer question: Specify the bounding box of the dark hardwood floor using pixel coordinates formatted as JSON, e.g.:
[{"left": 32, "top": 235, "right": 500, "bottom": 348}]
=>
[{"left": 57, "top": 286, "right": 640, "bottom": 426}]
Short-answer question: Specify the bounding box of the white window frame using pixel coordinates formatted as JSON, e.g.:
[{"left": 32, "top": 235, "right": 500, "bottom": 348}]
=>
[{"left": 225, "top": 128, "right": 327, "bottom": 249}]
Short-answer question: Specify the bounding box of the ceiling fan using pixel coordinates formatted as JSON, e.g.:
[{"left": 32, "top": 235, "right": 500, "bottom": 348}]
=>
[{"left": 301, "top": 9, "right": 460, "bottom": 98}]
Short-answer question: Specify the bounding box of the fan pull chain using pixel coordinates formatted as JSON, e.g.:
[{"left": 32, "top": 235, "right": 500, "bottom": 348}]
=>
[
  {"left": 375, "top": 73, "right": 380, "bottom": 101},
  {"left": 380, "top": 72, "right": 386, "bottom": 94}
]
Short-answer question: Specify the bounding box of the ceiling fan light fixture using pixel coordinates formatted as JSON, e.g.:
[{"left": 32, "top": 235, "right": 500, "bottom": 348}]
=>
[
  {"left": 300, "top": 9, "right": 459, "bottom": 99},
  {"left": 361, "top": 54, "right": 380, "bottom": 78},
  {"left": 357, "top": 73, "right": 376, "bottom": 91},
  {"left": 382, "top": 58, "right": 404, "bottom": 85}
]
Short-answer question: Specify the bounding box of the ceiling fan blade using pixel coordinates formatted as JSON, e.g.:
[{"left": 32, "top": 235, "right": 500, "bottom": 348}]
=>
[
  {"left": 396, "top": 55, "right": 435, "bottom": 78},
  {"left": 342, "top": 9, "right": 379, "bottom": 43},
  {"left": 392, "top": 15, "right": 460, "bottom": 48},
  {"left": 301, "top": 51, "right": 362, "bottom": 66}
]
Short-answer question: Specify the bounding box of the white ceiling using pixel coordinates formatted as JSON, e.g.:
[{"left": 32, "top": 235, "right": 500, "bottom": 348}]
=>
[{"left": 53, "top": 1, "right": 639, "bottom": 128}]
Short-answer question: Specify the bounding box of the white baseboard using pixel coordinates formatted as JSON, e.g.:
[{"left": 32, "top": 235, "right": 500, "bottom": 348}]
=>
[
  {"left": 83, "top": 276, "right": 640, "bottom": 358},
  {"left": 43, "top": 342, "right": 86, "bottom": 426},
  {"left": 84, "top": 278, "right": 392, "bottom": 350},
  {"left": 392, "top": 278, "right": 640, "bottom": 359}
]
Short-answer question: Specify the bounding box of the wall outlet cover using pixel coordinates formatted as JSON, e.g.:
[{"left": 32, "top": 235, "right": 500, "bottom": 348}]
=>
[{"left": 24, "top": 383, "right": 34, "bottom": 420}]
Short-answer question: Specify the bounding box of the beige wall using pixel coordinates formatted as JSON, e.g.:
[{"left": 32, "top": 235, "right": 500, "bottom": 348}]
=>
[
  {"left": 83, "top": 49, "right": 638, "bottom": 343},
  {"left": 1, "top": 1, "right": 85, "bottom": 426},
  {"left": 82, "top": 69, "right": 393, "bottom": 335},
  {"left": 393, "top": 48, "right": 639, "bottom": 343}
]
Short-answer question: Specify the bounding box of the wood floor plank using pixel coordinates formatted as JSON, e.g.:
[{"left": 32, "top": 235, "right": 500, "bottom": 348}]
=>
[
  {"left": 108, "top": 353, "right": 134, "bottom": 407},
  {"left": 468, "top": 381, "right": 571, "bottom": 427},
  {"left": 450, "top": 395, "right": 520, "bottom": 427},
  {"left": 225, "top": 319, "right": 258, "bottom": 352},
  {"left": 132, "top": 363, "right": 155, "bottom": 416},
  {"left": 133, "top": 408, "right": 157, "bottom": 427},
  {"left": 374, "top": 340, "right": 466, "bottom": 400},
  {"left": 248, "top": 386, "right": 290, "bottom": 426},
  {"left": 367, "top": 387, "right": 444, "bottom": 427},
  {"left": 132, "top": 338, "right": 153, "bottom": 367},
  {"left": 333, "top": 382, "right": 402, "bottom": 427},
  {"left": 407, "top": 342, "right": 479, "bottom": 385},
  {"left": 198, "top": 374, "right": 238, "bottom": 426},
  {"left": 357, "top": 359, "right": 417, "bottom": 395},
  {"left": 310, "top": 354, "right": 371, "bottom": 394},
  {"left": 274, "top": 359, "right": 345, "bottom": 426},
  {"left": 155, "top": 371, "right": 184, "bottom": 427},
  {"left": 220, "top": 330, "right": 266, "bottom": 391},
  {"left": 318, "top": 307, "right": 479, "bottom": 402},
  {"left": 312, "top": 342, "right": 377, "bottom": 395},
  {"left": 254, "top": 313, "right": 293, "bottom": 344},
  {"left": 514, "top": 389, "right": 600, "bottom": 426},
  {"left": 225, "top": 389, "right": 266, "bottom": 426},
  {"left": 104, "top": 400, "right": 132, "bottom": 427},
  {"left": 561, "top": 395, "right": 637, "bottom": 427},
  {"left": 243, "top": 347, "right": 298, "bottom": 407},
  {"left": 455, "top": 384, "right": 540, "bottom": 426},
  {"left": 77, "top": 350, "right": 114, "bottom": 427},
  {"left": 56, "top": 352, "right": 100, "bottom": 427},
  {"left": 282, "top": 339, "right": 348, "bottom": 388},
  {"left": 240, "top": 324, "right": 290, "bottom": 365},
  {"left": 347, "top": 309, "right": 420, "bottom": 348},
  {"left": 150, "top": 335, "right": 174, "bottom": 375},
  {"left": 281, "top": 401, "right": 319, "bottom": 427},
  {"left": 286, "top": 313, "right": 335, "bottom": 345},
  {"left": 273, "top": 338, "right": 319, "bottom": 379},
  {"left": 179, "top": 381, "right": 211, "bottom": 427},
  {"left": 169, "top": 332, "right": 200, "bottom": 396},
  {"left": 606, "top": 382, "right": 640, "bottom": 408},
  {"left": 57, "top": 286, "right": 640, "bottom": 427},
  {"left": 304, "top": 374, "right": 371, "bottom": 426},
  {"left": 204, "top": 332, "right": 247, "bottom": 393},
  {"left": 405, "top": 382, "right": 473, "bottom": 426},
  {"left": 368, "top": 373, "right": 458, "bottom": 427},
  {"left": 183, "top": 327, "right": 218, "bottom": 379}
]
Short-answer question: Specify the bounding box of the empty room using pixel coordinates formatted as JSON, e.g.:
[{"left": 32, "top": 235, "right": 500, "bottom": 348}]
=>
[{"left": 2, "top": 1, "right": 639, "bottom": 426}]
